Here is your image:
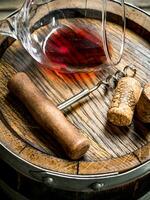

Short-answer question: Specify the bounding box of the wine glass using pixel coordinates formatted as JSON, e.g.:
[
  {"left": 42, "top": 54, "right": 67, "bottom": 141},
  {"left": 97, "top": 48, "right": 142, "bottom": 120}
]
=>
[{"left": 0, "top": 0, "right": 125, "bottom": 73}]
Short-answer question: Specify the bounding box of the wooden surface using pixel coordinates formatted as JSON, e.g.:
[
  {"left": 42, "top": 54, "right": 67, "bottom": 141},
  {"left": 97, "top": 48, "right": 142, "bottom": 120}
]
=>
[
  {"left": 0, "top": 0, "right": 150, "bottom": 21},
  {"left": 0, "top": 0, "right": 24, "bottom": 20},
  {"left": 126, "top": 0, "right": 150, "bottom": 7},
  {"left": 0, "top": 3, "right": 150, "bottom": 176}
]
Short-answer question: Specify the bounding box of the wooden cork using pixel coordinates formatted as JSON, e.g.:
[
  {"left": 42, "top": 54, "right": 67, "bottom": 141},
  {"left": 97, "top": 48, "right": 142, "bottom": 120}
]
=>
[
  {"left": 136, "top": 83, "right": 150, "bottom": 123},
  {"left": 107, "top": 77, "right": 142, "bottom": 126},
  {"left": 8, "top": 72, "right": 90, "bottom": 160}
]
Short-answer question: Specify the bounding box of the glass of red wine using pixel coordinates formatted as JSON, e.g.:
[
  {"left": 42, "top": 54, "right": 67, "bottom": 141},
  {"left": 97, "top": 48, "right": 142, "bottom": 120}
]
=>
[{"left": 0, "top": 0, "right": 125, "bottom": 73}]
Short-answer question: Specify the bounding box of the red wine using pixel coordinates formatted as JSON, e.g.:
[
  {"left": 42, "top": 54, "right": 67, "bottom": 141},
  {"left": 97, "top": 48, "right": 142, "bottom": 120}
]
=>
[{"left": 43, "top": 25, "right": 108, "bottom": 71}]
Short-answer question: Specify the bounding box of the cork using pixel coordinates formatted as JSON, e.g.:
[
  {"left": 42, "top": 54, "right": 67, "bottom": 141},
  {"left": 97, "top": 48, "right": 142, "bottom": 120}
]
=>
[
  {"left": 107, "top": 77, "right": 142, "bottom": 126},
  {"left": 136, "top": 83, "right": 150, "bottom": 123}
]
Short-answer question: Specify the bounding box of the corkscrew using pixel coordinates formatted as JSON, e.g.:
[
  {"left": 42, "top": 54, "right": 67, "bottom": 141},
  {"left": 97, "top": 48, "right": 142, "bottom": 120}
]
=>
[{"left": 57, "top": 65, "right": 136, "bottom": 111}]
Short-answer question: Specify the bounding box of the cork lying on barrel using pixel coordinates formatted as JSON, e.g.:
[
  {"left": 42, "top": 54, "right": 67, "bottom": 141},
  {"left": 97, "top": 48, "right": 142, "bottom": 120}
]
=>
[
  {"left": 136, "top": 83, "right": 150, "bottom": 123},
  {"left": 107, "top": 77, "right": 142, "bottom": 126},
  {"left": 7, "top": 72, "right": 90, "bottom": 160}
]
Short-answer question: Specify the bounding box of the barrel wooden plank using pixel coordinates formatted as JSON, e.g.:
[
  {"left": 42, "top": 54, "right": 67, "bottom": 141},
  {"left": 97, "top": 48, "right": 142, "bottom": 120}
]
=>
[
  {"left": 0, "top": 120, "right": 26, "bottom": 155},
  {"left": 78, "top": 154, "right": 140, "bottom": 174},
  {"left": 134, "top": 141, "right": 150, "bottom": 163},
  {"left": 19, "top": 146, "right": 78, "bottom": 174},
  {"left": 0, "top": 4, "right": 150, "bottom": 175},
  {"left": 0, "top": 35, "right": 14, "bottom": 56}
]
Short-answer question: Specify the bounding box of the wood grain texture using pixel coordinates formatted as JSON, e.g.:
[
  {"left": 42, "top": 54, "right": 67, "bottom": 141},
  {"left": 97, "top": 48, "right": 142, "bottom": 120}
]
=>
[
  {"left": 0, "top": 120, "right": 26, "bottom": 154},
  {"left": 78, "top": 153, "right": 140, "bottom": 174},
  {"left": 136, "top": 83, "right": 150, "bottom": 123},
  {"left": 134, "top": 141, "right": 150, "bottom": 163},
  {"left": 0, "top": 35, "right": 14, "bottom": 56},
  {"left": 0, "top": 3, "right": 150, "bottom": 175},
  {"left": 19, "top": 146, "right": 78, "bottom": 174}
]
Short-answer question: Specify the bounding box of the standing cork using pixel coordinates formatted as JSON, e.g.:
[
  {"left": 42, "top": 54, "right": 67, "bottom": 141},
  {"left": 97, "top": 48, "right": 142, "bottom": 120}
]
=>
[
  {"left": 136, "top": 83, "right": 150, "bottom": 123},
  {"left": 107, "top": 77, "right": 142, "bottom": 126},
  {"left": 8, "top": 72, "right": 90, "bottom": 160}
]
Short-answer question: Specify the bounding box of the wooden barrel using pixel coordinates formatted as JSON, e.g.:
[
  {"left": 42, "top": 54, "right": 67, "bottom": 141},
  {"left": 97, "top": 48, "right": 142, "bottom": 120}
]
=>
[{"left": 0, "top": 1, "right": 150, "bottom": 199}]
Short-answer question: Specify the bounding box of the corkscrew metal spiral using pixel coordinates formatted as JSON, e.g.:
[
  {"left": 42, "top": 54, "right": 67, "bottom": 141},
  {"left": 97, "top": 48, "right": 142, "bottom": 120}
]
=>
[{"left": 57, "top": 65, "right": 136, "bottom": 111}]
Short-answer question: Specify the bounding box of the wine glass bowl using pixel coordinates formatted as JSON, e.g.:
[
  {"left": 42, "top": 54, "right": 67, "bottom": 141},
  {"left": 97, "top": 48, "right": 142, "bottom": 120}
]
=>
[{"left": 0, "top": 0, "right": 125, "bottom": 73}]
